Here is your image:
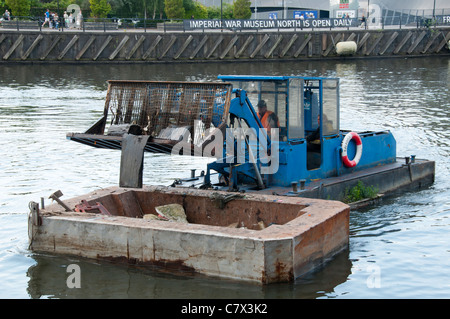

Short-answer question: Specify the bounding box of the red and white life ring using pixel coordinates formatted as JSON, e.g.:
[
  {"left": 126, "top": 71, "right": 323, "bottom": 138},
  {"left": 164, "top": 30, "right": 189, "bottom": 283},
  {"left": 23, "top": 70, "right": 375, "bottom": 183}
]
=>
[{"left": 341, "top": 132, "right": 363, "bottom": 168}]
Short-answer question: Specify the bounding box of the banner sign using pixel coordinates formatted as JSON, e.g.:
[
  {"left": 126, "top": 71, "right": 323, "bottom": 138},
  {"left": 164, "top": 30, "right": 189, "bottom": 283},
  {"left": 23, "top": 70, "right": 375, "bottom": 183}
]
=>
[
  {"left": 184, "top": 18, "right": 357, "bottom": 30},
  {"left": 441, "top": 16, "right": 450, "bottom": 25},
  {"left": 293, "top": 11, "right": 317, "bottom": 19}
]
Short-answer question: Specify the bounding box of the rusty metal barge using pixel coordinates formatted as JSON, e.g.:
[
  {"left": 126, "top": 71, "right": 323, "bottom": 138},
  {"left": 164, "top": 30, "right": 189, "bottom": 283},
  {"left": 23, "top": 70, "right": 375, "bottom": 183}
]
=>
[
  {"left": 28, "top": 76, "right": 434, "bottom": 283},
  {"left": 29, "top": 186, "right": 349, "bottom": 283}
]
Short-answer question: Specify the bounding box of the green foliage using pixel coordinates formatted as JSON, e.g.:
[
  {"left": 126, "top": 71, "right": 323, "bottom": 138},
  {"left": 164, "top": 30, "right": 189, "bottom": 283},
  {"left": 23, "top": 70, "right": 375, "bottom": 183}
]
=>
[
  {"left": 343, "top": 181, "right": 379, "bottom": 203},
  {"left": 232, "top": 0, "right": 251, "bottom": 19},
  {"left": 206, "top": 3, "right": 232, "bottom": 19},
  {"left": 182, "top": 0, "right": 194, "bottom": 13},
  {"left": 89, "top": 0, "right": 111, "bottom": 17},
  {"left": 46, "top": 0, "right": 73, "bottom": 10},
  {"left": 147, "top": 0, "right": 165, "bottom": 19},
  {"left": 164, "top": 0, "right": 184, "bottom": 19},
  {"left": 5, "top": 0, "right": 30, "bottom": 16},
  {"left": 184, "top": 0, "right": 207, "bottom": 19},
  {"left": 90, "top": 0, "right": 166, "bottom": 19},
  {"left": 3, "top": 0, "right": 249, "bottom": 19},
  {"left": 30, "top": 0, "right": 88, "bottom": 15},
  {"left": 0, "top": 0, "right": 7, "bottom": 12},
  {"left": 73, "top": 0, "right": 91, "bottom": 11}
]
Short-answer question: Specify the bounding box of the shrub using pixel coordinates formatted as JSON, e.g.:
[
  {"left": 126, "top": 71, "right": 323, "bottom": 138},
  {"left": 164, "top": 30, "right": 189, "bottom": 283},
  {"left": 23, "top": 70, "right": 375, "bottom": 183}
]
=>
[
  {"left": 90, "top": 0, "right": 111, "bottom": 18},
  {"left": 233, "top": 0, "right": 251, "bottom": 19},
  {"left": 164, "top": 0, "right": 184, "bottom": 19},
  {"left": 5, "top": 0, "right": 30, "bottom": 17},
  {"left": 343, "top": 181, "right": 379, "bottom": 203}
]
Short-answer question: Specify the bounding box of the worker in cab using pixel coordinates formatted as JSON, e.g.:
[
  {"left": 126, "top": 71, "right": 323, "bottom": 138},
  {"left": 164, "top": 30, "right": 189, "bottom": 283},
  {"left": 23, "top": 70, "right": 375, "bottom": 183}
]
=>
[
  {"left": 307, "top": 114, "right": 321, "bottom": 152},
  {"left": 257, "top": 100, "right": 279, "bottom": 138},
  {"left": 306, "top": 114, "right": 334, "bottom": 152}
]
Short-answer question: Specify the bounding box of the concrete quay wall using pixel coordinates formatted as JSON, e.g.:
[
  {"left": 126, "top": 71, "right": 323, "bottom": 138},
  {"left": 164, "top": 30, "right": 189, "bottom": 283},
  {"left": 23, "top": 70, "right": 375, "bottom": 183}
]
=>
[{"left": 1, "top": 28, "right": 449, "bottom": 63}]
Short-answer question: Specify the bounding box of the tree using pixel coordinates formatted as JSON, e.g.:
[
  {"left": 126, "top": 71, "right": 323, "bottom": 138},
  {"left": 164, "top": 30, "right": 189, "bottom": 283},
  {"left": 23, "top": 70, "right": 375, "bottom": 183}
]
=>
[
  {"left": 182, "top": 0, "right": 194, "bottom": 14},
  {"left": 145, "top": 0, "right": 165, "bottom": 19},
  {"left": 151, "top": 0, "right": 165, "bottom": 19},
  {"left": 164, "top": 0, "right": 184, "bottom": 19},
  {"left": 90, "top": 0, "right": 111, "bottom": 18},
  {"left": 184, "top": 0, "right": 207, "bottom": 19},
  {"left": 232, "top": 0, "right": 251, "bottom": 19},
  {"left": 74, "top": 0, "right": 91, "bottom": 12},
  {"left": 207, "top": 3, "right": 232, "bottom": 19},
  {"left": 4, "top": 0, "right": 30, "bottom": 17}
]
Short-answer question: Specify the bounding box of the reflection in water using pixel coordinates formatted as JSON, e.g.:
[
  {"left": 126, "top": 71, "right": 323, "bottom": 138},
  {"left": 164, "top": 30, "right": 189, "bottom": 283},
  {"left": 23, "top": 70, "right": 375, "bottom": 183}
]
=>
[
  {"left": 0, "top": 56, "right": 449, "bottom": 298},
  {"left": 26, "top": 250, "right": 352, "bottom": 299},
  {"left": 0, "top": 60, "right": 358, "bottom": 89}
]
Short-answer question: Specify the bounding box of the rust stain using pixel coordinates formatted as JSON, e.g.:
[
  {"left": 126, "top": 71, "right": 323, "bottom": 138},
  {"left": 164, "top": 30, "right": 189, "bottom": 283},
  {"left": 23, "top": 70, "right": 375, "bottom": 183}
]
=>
[
  {"left": 278, "top": 261, "right": 293, "bottom": 282},
  {"left": 97, "top": 255, "right": 197, "bottom": 274},
  {"left": 263, "top": 260, "right": 293, "bottom": 283}
]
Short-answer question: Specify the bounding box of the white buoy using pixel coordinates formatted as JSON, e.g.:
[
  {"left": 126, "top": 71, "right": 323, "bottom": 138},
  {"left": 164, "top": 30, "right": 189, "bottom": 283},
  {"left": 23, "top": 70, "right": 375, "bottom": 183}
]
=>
[{"left": 336, "top": 41, "right": 357, "bottom": 55}]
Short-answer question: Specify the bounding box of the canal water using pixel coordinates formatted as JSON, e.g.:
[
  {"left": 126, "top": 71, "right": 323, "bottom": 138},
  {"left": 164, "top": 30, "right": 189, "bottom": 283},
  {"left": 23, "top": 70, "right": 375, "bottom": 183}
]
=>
[{"left": 0, "top": 57, "right": 449, "bottom": 299}]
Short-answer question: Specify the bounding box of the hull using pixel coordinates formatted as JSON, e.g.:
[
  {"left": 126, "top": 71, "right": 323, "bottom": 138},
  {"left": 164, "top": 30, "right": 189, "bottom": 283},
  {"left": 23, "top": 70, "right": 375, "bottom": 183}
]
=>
[{"left": 175, "top": 157, "right": 435, "bottom": 203}]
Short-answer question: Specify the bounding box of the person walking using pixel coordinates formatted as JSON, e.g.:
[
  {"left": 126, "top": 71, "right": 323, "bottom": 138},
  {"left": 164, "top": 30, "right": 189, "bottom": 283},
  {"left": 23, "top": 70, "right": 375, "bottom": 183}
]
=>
[
  {"left": 76, "top": 10, "right": 83, "bottom": 29},
  {"left": 68, "top": 13, "right": 74, "bottom": 28},
  {"left": 53, "top": 12, "right": 59, "bottom": 29},
  {"left": 64, "top": 11, "right": 69, "bottom": 28},
  {"left": 360, "top": 14, "right": 367, "bottom": 28},
  {"left": 42, "top": 9, "right": 50, "bottom": 27}
]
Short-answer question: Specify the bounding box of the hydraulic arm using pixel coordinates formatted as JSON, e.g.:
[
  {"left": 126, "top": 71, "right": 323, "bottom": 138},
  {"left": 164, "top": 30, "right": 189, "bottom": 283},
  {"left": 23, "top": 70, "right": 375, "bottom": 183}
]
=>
[{"left": 203, "top": 89, "right": 270, "bottom": 190}]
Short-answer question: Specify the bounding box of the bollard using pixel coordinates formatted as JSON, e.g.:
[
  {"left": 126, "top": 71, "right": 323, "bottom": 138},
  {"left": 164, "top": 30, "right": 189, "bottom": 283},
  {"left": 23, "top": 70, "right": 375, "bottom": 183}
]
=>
[
  {"left": 291, "top": 182, "right": 298, "bottom": 193},
  {"left": 300, "top": 179, "right": 306, "bottom": 190}
]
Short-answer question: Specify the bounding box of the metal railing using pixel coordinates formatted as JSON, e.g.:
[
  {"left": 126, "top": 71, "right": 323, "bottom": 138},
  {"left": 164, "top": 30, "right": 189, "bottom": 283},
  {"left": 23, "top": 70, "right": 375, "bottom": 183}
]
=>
[
  {"left": 1, "top": 15, "right": 449, "bottom": 32},
  {"left": 366, "top": 15, "right": 450, "bottom": 29},
  {"left": 0, "top": 16, "right": 169, "bottom": 32}
]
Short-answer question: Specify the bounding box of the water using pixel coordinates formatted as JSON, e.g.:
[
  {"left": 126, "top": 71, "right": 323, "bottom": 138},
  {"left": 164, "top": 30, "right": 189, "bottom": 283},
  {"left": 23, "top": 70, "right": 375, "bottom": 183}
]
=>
[{"left": 0, "top": 57, "right": 449, "bottom": 299}]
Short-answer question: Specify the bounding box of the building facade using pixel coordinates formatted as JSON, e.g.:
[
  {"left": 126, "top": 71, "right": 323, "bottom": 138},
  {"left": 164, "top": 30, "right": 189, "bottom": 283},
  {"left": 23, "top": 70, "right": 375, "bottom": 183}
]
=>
[{"left": 196, "top": 0, "right": 449, "bottom": 22}]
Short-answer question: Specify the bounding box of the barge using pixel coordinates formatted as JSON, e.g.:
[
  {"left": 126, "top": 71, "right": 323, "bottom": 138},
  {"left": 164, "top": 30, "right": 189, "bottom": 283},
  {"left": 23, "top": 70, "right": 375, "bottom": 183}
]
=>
[
  {"left": 28, "top": 75, "right": 434, "bottom": 283},
  {"left": 29, "top": 186, "right": 349, "bottom": 284}
]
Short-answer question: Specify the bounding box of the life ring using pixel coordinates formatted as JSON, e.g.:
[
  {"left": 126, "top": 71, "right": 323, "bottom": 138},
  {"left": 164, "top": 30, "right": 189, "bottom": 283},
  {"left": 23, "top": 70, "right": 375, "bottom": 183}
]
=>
[{"left": 341, "top": 132, "right": 363, "bottom": 168}]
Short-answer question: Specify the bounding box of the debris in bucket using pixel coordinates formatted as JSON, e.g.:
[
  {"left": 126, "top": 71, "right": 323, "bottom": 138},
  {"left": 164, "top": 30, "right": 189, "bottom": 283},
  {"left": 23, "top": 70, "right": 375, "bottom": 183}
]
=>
[
  {"left": 75, "top": 199, "right": 111, "bottom": 215},
  {"left": 143, "top": 214, "right": 168, "bottom": 221},
  {"left": 258, "top": 221, "right": 266, "bottom": 230},
  {"left": 227, "top": 221, "right": 266, "bottom": 230},
  {"left": 155, "top": 204, "right": 188, "bottom": 223},
  {"left": 210, "top": 192, "right": 244, "bottom": 209}
]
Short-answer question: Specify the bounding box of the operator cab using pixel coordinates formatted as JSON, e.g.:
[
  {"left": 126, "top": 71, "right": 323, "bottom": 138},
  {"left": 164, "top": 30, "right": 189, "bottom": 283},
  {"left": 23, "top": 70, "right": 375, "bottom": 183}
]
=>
[{"left": 219, "top": 75, "right": 340, "bottom": 172}]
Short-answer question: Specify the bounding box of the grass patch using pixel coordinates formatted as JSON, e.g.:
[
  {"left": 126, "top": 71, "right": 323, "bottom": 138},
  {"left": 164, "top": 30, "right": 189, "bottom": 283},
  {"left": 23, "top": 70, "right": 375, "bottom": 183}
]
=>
[{"left": 343, "top": 181, "right": 379, "bottom": 203}]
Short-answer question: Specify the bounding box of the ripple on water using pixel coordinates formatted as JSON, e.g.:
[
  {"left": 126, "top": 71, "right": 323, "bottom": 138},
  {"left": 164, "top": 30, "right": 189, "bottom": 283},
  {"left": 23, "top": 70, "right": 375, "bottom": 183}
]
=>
[{"left": 0, "top": 59, "right": 449, "bottom": 298}]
